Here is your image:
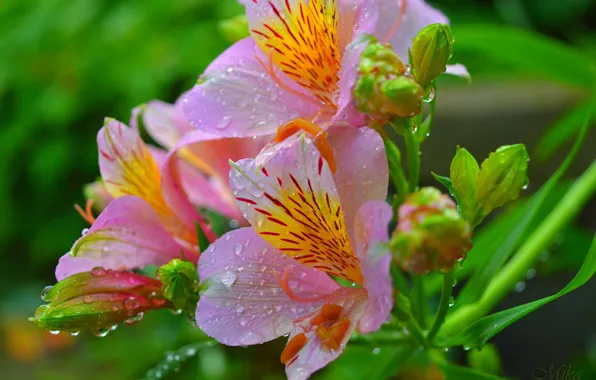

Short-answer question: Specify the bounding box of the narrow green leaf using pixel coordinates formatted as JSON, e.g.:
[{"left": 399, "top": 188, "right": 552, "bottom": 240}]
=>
[
  {"left": 452, "top": 24, "right": 593, "bottom": 89},
  {"left": 142, "top": 341, "right": 216, "bottom": 380},
  {"left": 195, "top": 221, "right": 210, "bottom": 252},
  {"left": 535, "top": 100, "right": 595, "bottom": 161},
  {"left": 450, "top": 147, "right": 479, "bottom": 222},
  {"left": 431, "top": 172, "right": 456, "bottom": 200},
  {"left": 455, "top": 105, "right": 590, "bottom": 307},
  {"left": 437, "top": 362, "right": 504, "bottom": 380},
  {"left": 441, "top": 234, "right": 596, "bottom": 349}
]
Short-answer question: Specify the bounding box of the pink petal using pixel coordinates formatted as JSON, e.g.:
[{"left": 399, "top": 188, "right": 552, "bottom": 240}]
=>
[
  {"left": 160, "top": 149, "right": 217, "bottom": 243},
  {"left": 373, "top": 0, "right": 449, "bottom": 59},
  {"left": 327, "top": 125, "right": 388, "bottom": 241},
  {"left": 334, "top": 0, "right": 379, "bottom": 125},
  {"left": 446, "top": 63, "right": 471, "bottom": 81},
  {"left": 229, "top": 134, "right": 364, "bottom": 284},
  {"left": 353, "top": 200, "right": 394, "bottom": 333},
  {"left": 56, "top": 196, "right": 187, "bottom": 281},
  {"left": 98, "top": 118, "right": 202, "bottom": 247},
  {"left": 285, "top": 288, "right": 368, "bottom": 380},
  {"left": 196, "top": 228, "right": 340, "bottom": 346},
  {"left": 143, "top": 98, "right": 194, "bottom": 150},
  {"left": 183, "top": 37, "right": 317, "bottom": 138}
]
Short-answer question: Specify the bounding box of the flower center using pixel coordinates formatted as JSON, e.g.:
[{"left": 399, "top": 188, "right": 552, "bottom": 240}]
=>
[
  {"left": 251, "top": 0, "right": 341, "bottom": 106},
  {"left": 273, "top": 118, "right": 336, "bottom": 172}
]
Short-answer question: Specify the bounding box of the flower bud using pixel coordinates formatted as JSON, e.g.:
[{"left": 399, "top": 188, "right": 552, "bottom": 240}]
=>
[
  {"left": 218, "top": 15, "right": 249, "bottom": 43},
  {"left": 31, "top": 269, "right": 167, "bottom": 335},
  {"left": 156, "top": 259, "right": 200, "bottom": 314},
  {"left": 354, "top": 40, "right": 424, "bottom": 119},
  {"left": 411, "top": 23, "right": 454, "bottom": 88},
  {"left": 473, "top": 144, "right": 529, "bottom": 226},
  {"left": 390, "top": 187, "right": 472, "bottom": 274},
  {"left": 83, "top": 179, "right": 113, "bottom": 212}
]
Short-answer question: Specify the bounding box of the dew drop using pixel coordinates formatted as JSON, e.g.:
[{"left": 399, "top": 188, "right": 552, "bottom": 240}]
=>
[
  {"left": 236, "top": 305, "right": 244, "bottom": 314},
  {"left": 372, "top": 347, "right": 381, "bottom": 355},
  {"left": 234, "top": 243, "right": 243, "bottom": 256},
  {"left": 71, "top": 331, "right": 80, "bottom": 336},
  {"left": 216, "top": 116, "right": 231, "bottom": 130},
  {"left": 81, "top": 228, "right": 90, "bottom": 236},
  {"left": 40, "top": 285, "right": 54, "bottom": 301},
  {"left": 123, "top": 297, "right": 140, "bottom": 311},
  {"left": 515, "top": 281, "right": 526, "bottom": 292},
  {"left": 91, "top": 267, "right": 106, "bottom": 277},
  {"left": 49, "top": 330, "right": 60, "bottom": 335}
]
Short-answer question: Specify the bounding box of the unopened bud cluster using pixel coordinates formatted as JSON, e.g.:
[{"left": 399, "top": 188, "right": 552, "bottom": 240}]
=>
[{"left": 391, "top": 187, "right": 472, "bottom": 274}]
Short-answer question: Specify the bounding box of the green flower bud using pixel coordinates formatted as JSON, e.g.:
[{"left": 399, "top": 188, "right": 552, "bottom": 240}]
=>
[
  {"left": 449, "top": 147, "right": 479, "bottom": 222},
  {"left": 411, "top": 23, "right": 454, "bottom": 88},
  {"left": 473, "top": 144, "right": 529, "bottom": 226},
  {"left": 31, "top": 270, "right": 166, "bottom": 335},
  {"left": 83, "top": 179, "right": 113, "bottom": 212},
  {"left": 218, "top": 15, "right": 249, "bottom": 43},
  {"left": 390, "top": 187, "right": 472, "bottom": 274},
  {"left": 354, "top": 39, "right": 424, "bottom": 119},
  {"left": 156, "top": 259, "right": 200, "bottom": 314}
]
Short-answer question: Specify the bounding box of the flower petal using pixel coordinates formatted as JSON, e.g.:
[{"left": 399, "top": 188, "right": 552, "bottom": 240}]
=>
[
  {"left": 334, "top": 0, "right": 379, "bottom": 125},
  {"left": 143, "top": 98, "right": 194, "bottom": 150},
  {"left": 230, "top": 134, "right": 363, "bottom": 284},
  {"left": 445, "top": 63, "right": 471, "bottom": 81},
  {"left": 373, "top": 0, "right": 449, "bottom": 59},
  {"left": 327, "top": 125, "right": 388, "bottom": 241},
  {"left": 56, "top": 196, "right": 188, "bottom": 281},
  {"left": 353, "top": 200, "right": 393, "bottom": 333},
  {"left": 242, "top": 0, "right": 345, "bottom": 106},
  {"left": 284, "top": 288, "right": 368, "bottom": 380},
  {"left": 183, "top": 37, "right": 317, "bottom": 138},
  {"left": 196, "top": 228, "right": 340, "bottom": 346},
  {"left": 97, "top": 118, "right": 200, "bottom": 246}
]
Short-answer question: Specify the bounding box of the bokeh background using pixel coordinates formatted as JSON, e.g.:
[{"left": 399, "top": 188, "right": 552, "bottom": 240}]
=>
[{"left": 1, "top": 0, "right": 595, "bottom": 379}]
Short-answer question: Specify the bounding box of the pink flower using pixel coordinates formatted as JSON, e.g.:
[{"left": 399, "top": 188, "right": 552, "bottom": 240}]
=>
[
  {"left": 196, "top": 128, "right": 393, "bottom": 379},
  {"left": 140, "top": 94, "right": 269, "bottom": 222},
  {"left": 57, "top": 94, "right": 269, "bottom": 280},
  {"left": 183, "top": 0, "right": 450, "bottom": 139}
]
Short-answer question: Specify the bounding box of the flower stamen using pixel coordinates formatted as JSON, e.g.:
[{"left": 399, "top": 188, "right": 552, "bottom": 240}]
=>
[
  {"left": 382, "top": 0, "right": 407, "bottom": 44},
  {"left": 274, "top": 267, "right": 330, "bottom": 303},
  {"left": 74, "top": 199, "right": 96, "bottom": 225},
  {"left": 255, "top": 49, "right": 325, "bottom": 109}
]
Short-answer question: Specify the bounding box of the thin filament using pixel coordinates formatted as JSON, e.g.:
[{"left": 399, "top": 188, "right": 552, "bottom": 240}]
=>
[
  {"left": 74, "top": 199, "right": 96, "bottom": 225},
  {"left": 275, "top": 267, "right": 330, "bottom": 303},
  {"left": 254, "top": 50, "right": 325, "bottom": 109},
  {"left": 382, "top": 0, "right": 407, "bottom": 44}
]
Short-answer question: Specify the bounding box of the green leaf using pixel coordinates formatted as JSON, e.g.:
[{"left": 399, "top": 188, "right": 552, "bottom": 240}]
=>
[
  {"left": 450, "top": 147, "right": 479, "bottom": 222},
  {"left": 141, "top": 341, "right": 216, "bottom": 380},
  {"left": 452, "top": 24, "right": 594, "bottom": 89},
  {"left": 473, "top": 144, "right": 529, "bottom": 226},
  {"left": 441, "top": 234, "right": 596, "bottom": 349},
  {"left": 431, "top": 172, "right": 456, "bottom": 200},
  {"left": 195, "top": 221, "right": 210, "bottom": 252},
  {"left": 437, "top": 362, "right": 504, "bottom": 380},
  {"left": 455, "top": 105, "right": 590, "bottom": 307},
  {"left": 535, "top": 100, "right": 595, "bottom": 161}
]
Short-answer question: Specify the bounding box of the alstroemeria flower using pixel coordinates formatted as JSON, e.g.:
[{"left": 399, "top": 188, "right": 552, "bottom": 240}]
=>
[
  {"left": 56, "top": 117, "right": 216, "bottom": 280},
  {"left": 183, "top": 0, "right": 450, "bottom": 139},
  {"left": 196, "top": 132, "right": 393, "bottom": 379},
  {"left": 141, "top": 94, "right": 268, "bottom": 222}
]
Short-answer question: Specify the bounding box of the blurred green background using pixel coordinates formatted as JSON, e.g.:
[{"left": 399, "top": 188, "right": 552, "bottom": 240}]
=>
[{"left": 1, "top": 0, "right": 595, "bottom": 379}]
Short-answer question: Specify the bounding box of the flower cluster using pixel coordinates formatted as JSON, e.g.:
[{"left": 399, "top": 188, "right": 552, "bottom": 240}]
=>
[{"left": 30, "top": 0, "right": 534, "bottom": 379}]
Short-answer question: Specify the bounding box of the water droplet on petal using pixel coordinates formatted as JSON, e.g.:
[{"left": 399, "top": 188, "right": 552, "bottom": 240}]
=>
[
  {"left": 123, "top": 297, "right": 140, "bottom": 311},
  {"left": 91, "top": 267, "right": 106, "bottom": 277},
  {"left": 234, "top": 243, "right": 243, "bottom": 256},
  {"left": 216, "top": 116, "right": 231, "bottom": 130}
]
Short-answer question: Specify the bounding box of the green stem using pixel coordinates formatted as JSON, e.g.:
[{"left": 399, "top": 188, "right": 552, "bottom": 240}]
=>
[
  {"left": 391, "top": 264, "right": 411, "bottom": 296},
  {"left": 405, "top": 316, "right": 427, "bottom": 348},
  {"left": 411, "top": 276, "right": 427, "bottom": 328},
  {"left": 403, "top": 125, "right": 420, "bottom": 193},
  {"left": 426, "top": 270, "right": 455, "bottom": 343},
  {"left": 441, "top": 161, "right": 596, "bottom": 336}
]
